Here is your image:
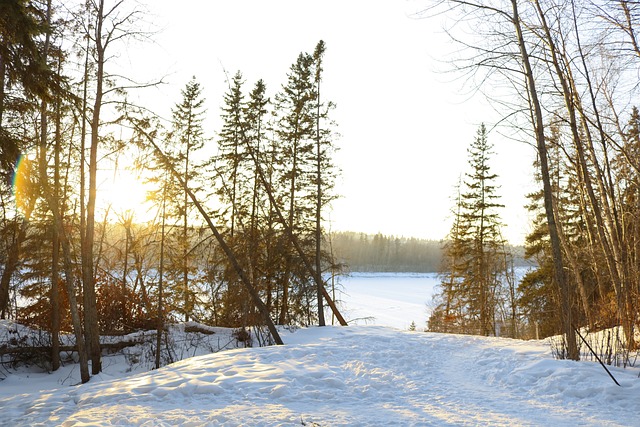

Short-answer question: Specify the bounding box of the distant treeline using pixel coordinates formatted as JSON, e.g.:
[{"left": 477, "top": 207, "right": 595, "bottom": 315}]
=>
[{"left": 330, "top": 231, "right": 528, "bottom": 273}]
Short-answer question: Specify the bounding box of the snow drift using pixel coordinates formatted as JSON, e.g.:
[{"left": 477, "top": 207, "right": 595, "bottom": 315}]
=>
[{"left": 1, "top": 325, "right": 638, "bottom": 426}]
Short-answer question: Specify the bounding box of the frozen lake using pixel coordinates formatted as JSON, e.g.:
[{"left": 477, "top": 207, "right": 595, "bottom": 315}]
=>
[{"left": 332, "top": 272, "right": 440, "bottom": 331}]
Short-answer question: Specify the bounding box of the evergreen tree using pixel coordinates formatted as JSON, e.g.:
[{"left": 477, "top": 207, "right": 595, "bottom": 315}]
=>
[
  {"left": 214, "top": 71, "right": 254, "bottom": 326},
  {"left": 519, "top": 191, "right": 559, "bottom": 339},
  {"left": 431, "top": 124, "right": 506, "bottom": 336},
  {"left": 243, "top": 79, "right": 275, "bottom": 323},
  {"left": 167, "top": 78, "right": 207, "bottom": 322},
  {"left": 273, "top": 51, "right": 316, "bottom": 325},
  {"left": 461, "top": 124, "right": 505, "bottom": 335},
  {"left": 245, "top": 79, "right": 270, "bottom": 276},
  {"left": 217, "top": 71, "right": 248, "bottom": 237},
  {"left": 0, "top": 0, "right": 57, "bottom": 319},
  {"left": 434, "top": 178, "right": 472, "bottom": 333}
]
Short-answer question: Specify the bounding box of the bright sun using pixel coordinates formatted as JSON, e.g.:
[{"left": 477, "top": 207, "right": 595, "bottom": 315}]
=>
[{"left": 98, "top": 167, "right": 155, "bottom": 223}]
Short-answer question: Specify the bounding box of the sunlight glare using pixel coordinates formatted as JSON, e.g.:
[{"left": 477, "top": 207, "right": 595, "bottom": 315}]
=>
[{"left": 98, "top": 168, "right": 154, "bottom": 223}]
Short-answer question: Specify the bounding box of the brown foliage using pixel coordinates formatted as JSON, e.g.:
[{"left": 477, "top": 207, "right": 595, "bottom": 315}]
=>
[
  {"left": 95, "top": 272, "right": 154, "bottom": 334},
  {"left": 18, "top": 278, "right": 73, "bottom": 333}
]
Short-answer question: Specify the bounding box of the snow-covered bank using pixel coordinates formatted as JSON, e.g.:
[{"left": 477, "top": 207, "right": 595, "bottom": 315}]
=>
[{"left": 2, "top": 326, "right": 638, "bottom": 426}]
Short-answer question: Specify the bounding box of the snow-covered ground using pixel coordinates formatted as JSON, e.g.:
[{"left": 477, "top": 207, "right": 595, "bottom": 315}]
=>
[{"left": 1, "top": 274, "right": 639, "bottom": 426}]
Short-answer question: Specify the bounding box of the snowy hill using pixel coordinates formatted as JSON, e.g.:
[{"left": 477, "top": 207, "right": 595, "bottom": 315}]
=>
[{"left": 1, "top": 326, "right": 638, "bottom": 426}]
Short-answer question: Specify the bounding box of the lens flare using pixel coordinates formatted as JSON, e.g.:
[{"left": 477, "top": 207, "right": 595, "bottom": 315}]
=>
[{"left": 12, "top": 154, "right": 35, "bottom": 215}]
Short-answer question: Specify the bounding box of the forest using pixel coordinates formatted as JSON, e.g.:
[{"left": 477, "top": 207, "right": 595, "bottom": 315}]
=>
[
  {"left": 424, "top": 0, "right": 640, "bottom": 362},
  {"left": 331, "top": 231, "right": 527, "bottom": 273},
  {"left": 2, "top": 0, "right": 640, "bottom": 385},
  {"left": 0, "top": 0, "right": 350, "bottom": 383},
  {"left": 331, "top": 232, "right": 443, "bottom": 273}
]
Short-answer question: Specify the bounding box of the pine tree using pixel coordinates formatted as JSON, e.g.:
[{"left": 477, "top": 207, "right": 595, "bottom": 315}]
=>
[
  {"left": 243, "top": 79, "right": 274, "bottom": 322},
  {"left": 0, "top": 0, "right": 56, "bottom": 319},
  {"left": 461, "top": 124, "right": 505, "bottom": 335},
  {"left": 434, "top": 178, "right": 472, "bottom": 333},
  {"left": 214, "top": 71, "right": 255, "bottom": 326},
  {"left": 168, "top": 77, "right": 207, "bottom": 322},
  {"left": 432, "top": 124, "right": 506, "bottom": 336},
  {"left": 245, "top": 79, "right": 270, "bottom": 275},
  {"left": 217, "top": 71, "right": 248, "bottom": 238},
  {"left": 273, "top": 51, "right": 316, "bottom": 325}
]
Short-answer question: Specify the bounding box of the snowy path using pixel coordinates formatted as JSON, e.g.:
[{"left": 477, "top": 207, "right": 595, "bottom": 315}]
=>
[{"left": 2, "top": 326, "right": 638, "bottom": 426}]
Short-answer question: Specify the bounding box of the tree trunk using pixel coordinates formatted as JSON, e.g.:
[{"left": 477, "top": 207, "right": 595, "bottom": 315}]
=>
[
  {"left": 37, "top": 34, "right": 89, "bottom": 381},
  {"left": 183, "top": 141, "right": 190, "bottom": 322},
  {"left": 511, "top": 0, "right": 578, "bottom": 360},
  {"left": 135, "top": 124, "right": 285, "bottom": 345},
  {"left": 155, "top": 179, "right": 167, "bottom": 369},
  {"left": 314, "top": 44, "right": 326, "bottom": 326},
  {"left": 0, "top": 224, "right": 26, "bottom": 318},
  {"left": 50, "top": 42, "right": 62, "bottom": 371},
  {"left": 83, "top": 0, "right": 105, "bottom": 375},
  {"left": 0, "top": 53, "right": 5, "bottom": 129}
]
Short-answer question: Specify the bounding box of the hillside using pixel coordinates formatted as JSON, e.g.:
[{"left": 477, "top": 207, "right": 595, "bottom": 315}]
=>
[{"left": 1, "top": 325, "right": 637, "bottom": 426}]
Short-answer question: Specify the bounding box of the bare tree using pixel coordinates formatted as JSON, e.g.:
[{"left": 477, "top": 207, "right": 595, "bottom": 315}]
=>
[
  {"left": 76, "top": 0, "right": 154, "bottom": 375},
  {"left": 421, "top": 0, "right": 579, "bottom": 358}
]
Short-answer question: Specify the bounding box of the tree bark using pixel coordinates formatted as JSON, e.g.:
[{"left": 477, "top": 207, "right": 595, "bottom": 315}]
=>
[
  {"left": 37, "top": 60, "right": 90, "bottom": 384},
  {"left": 511, "top": 0, "right": 578, "bottom": 360},
  {"left": 82, "top": 0, "right": 105, "bottom": 375}
]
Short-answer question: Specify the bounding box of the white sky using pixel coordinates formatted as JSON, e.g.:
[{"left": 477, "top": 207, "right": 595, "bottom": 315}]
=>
[{"left": 124, "top": 0, "right": 537, "bottom": 244}]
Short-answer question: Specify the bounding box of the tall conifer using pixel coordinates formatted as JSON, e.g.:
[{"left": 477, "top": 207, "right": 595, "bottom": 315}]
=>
[
  {"left": 273, "top": 52, "right": 315, "bottom": 324},
  {"left": 432, "top": 124, "right": 506, "bottom": 336},
  {"left": 169, "top": 78, "right": 206, "bottom": 322}
]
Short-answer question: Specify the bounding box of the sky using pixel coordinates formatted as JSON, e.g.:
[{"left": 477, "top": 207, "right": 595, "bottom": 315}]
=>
[{"left": 123, "top": 0, "right": 537, "bottom": 244}]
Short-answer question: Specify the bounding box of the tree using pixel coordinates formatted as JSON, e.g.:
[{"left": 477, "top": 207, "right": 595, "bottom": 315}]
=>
[
  {"left": 432, "top": 125, "right": 506, "bottom": 336},
  {"left": 422, "top": 0, "right": 579, "bottom": 359},
  {"left": 167, "top": 77, "right": 206, "bottom": 322},
  {"left": 78, "top": 0, "right": 151, "bottom": 375},
  {"left": 214, "top": 70, "right": 254, "bottom": 326},
  {"left": 461, "top": 124, "right": 505, "bottom": 335},
  {"left": 216, "top": 71, "right": 248, "bottom": 238},
  {"left": 244, "top": 79, "right": 272, "bottom": 314},
  {"left": 310, "top": 40, "right": 339, "bottom": 326},
  {"left": 434, "top": 178, "right": 470, "bottom": 333},
  {"left": 0, "top": 0, "right": 55, "bottom": 319},
  {"left": 272, "top": 51, "right": 316, "bottom": 324}
]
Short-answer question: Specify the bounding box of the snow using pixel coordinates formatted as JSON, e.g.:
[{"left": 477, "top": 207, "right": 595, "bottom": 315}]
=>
[
  {"left": 1, "top": 275, "right": 639, "bottom": 426},
  {"left": 337, "top": 273, "right": 438, "bottom": 330}
]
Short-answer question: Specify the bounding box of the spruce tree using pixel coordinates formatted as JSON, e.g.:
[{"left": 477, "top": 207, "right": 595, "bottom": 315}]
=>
[
  {"left": 217, "top": 71, "right": 248, "bottom": 238},
  {"left": 273, "top": 51, "right": 316, "bottom": 325},
  {"left": 434, "top": 178, "right": 472, "bottom": 333},
  {"left": 433, "top": 124, "right": 506, "bottom": 336},
  {"left": 244, "top": 79, "right": 275, "bottom": 319},
  {"left": 214, "top": 71, "right": 254, "bottom": 326},
  {"left": 462, "top": 124, "right": 505, "bottom": 335},
  {"left": 168, "top": 77, "right": 207, "bottom": 322},
  {"left": 245, "top": 79, "right": 269, "bottom": 251}
]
